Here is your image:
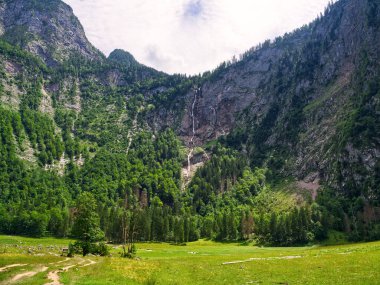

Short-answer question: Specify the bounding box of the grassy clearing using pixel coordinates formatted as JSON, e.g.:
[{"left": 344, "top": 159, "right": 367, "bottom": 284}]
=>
[
  {"left": 0, "top": 235, "right": 73, "bottom": 251},
  {"left": 303, "top": 79, "right": 347, "bottom": 114},
  {"left": 0, "top": 236, "right": 379, "bottom": 284}
]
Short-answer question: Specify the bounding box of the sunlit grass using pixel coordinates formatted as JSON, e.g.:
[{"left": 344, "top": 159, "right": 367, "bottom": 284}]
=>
[{"left": 0, "top": 236, "right": 379, "bottom": 284}]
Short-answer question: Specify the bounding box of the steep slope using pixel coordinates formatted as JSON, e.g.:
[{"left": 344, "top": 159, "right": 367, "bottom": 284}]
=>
[
  {"left": 169, "top": 0, "right": 380, "bottom": 199},
  {"left": 0, "top": 0, "right": 102, "bottom": 65}
]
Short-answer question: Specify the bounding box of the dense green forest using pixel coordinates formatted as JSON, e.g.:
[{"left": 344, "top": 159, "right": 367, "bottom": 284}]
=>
[{"left": 1, "top": 89, "right": 378, "bottom": 244}]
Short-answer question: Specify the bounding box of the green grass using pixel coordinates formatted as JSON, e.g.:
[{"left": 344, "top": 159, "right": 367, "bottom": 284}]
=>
[
  {"left": 0, "top": 236, "right": 380, "bottom": 284},
  {"left": 254, "top": 182, "right": 305, "bottom": 213},
  {"left": 303, "top": 80, "right": 347, "bottom": 114}
]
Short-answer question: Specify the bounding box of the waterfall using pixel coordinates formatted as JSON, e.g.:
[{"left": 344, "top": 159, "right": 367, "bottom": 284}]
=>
[{"left": 187, "top": 87, "right": 200, "bottom": 178}]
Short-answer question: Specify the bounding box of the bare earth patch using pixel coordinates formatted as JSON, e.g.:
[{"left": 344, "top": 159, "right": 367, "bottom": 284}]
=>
[
  {"left": 0, "top": 264, "right": 27, "bottom": 272},
  {"left": 45, "top": 258, "right": 96, "bottom": 285},
  {"left": 2, "top": 257, "right": 96, "bottom": 285},
  {"left": 222, "top": 256, "right": 302, "bottom": 265},
  {"left": 45, "top": 270, "right": 62, "bottom": 285},
  {"left": 48, "top": 258, "right": 70, "bottom": 265},
  {"left": 11, "top": 266, "right": 48, "bottom": 282},
  {"left": 80, "top": 259, "right": 96, "bottom": 267},
  {"left": 296, "top": 181, "right": 320, "bottom": 201}
]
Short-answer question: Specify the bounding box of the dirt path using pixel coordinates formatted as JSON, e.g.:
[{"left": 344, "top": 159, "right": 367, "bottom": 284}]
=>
[
  {"left": 48, "top": 258, "right": 70, "bottom": 265},
  {"left": 3, "top": 257, "right": 96, "bottom": 285},
  {"left": 80, "top": 259, "right": 96, "bottom": 267},
  {"left": 45, "top": 270, "right": 62, "bottom": 285},
  {"left": 44, "top": 265, "right": 76, "bottom": 285},
  {"left": 10, "top": 266, "right": 48, "bottom": 282},
  {"left": 222, "top": 256, "right": 302, "bottom": 265},
  {"left": 2, "top": 257, "right": 94, "bottom": 285},
  {"left": 44, "top": 266, "right": 75, "bottom": 285},
  {"left": 45, "top": 258, "right": 96, "bottom": 285},
  {"left": 0, "top": 264, "right": 27, "bottom": 272}
]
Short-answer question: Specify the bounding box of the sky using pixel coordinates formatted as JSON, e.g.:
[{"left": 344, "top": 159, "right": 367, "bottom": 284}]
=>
[{"left": 63, "top": 0, "right": 333, "bottom": 75}]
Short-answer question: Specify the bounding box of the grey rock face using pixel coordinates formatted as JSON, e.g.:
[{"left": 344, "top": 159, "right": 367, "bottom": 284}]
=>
[
  {"left": 175, "top": 0, "right": 379, "bottom": 191},
  {"left": 0, "top": 0, "right": 102, "bottom": 65},
  {"left": 179, "top": 0, "right": 371, "bottom": 144}
]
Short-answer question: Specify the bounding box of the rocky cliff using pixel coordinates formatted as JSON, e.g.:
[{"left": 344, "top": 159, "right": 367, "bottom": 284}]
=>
[
  {"left": 171, "top": 0, "right": 380, "bottom": 198},
  {"left": 0, "top": 0, "right": 102, "bottom": 65}
]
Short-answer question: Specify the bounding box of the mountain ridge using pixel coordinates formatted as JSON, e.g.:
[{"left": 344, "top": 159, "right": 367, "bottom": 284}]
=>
[
  {"left": 150, "top": 0, "right": 379, "bottom": 197},
  {"left": 0, "top": 0, "right": 103, "bottom": 65}
]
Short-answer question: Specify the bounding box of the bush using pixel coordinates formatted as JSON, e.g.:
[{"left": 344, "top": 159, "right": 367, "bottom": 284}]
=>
[
  {"left": 92, "top": 242, "right": 110, "bottom": 256},
  {"left": 368, "top": 224, "right": 380, "bottom": 241},
  {"left": 68, "top": 241, "right": 110, "bottom": 257},
  {"left": 348, "top": 231, "right": 361, "bottom": 242},
  {"left": 121, "top": 244, "right": 137, "bottom": 259}
]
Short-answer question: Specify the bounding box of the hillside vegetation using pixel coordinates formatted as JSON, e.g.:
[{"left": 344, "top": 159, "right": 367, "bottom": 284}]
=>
[{"left": 0, "top": 0, "right": 379, "bottom": 246}]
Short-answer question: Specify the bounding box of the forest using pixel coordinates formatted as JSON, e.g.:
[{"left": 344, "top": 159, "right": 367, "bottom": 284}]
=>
[{"left": 1, "top": 96, "right": 379, "bottom": 245}]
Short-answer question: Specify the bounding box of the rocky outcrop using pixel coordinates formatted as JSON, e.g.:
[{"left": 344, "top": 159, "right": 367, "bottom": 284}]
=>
[
  {"left": 108, "top": 49, "right": 138, "bottom": 68},
  {"left": 179, "top": 0, "right": 375, "bottom": 142},
  {"left": 0, "top": 0, "right": 102, "bottom": 65},
  {"left": 175, "top": 0, "right": 380, "bottom": 194}
]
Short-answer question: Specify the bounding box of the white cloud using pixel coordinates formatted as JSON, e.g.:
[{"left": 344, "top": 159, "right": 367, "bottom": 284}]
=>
[{"left": 63, "top": 0, "right": 333, "bottom": 75}]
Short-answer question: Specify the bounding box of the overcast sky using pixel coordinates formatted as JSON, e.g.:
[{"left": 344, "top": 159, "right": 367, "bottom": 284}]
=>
[{"left": 63, "top": 0, "right": 333, "bottom": 75}]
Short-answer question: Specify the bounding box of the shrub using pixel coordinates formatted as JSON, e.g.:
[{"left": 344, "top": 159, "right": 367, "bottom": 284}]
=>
[
  {"left": 68, "top": 241, "right": 110, "bottom": 257},
  {"left": 92, "top": 242, "right": 110, "bottom": 256}
]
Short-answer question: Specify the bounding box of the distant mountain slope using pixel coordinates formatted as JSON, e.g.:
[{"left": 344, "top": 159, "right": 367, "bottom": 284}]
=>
[
  {"left": 0, "top": 0, "right": 380, "bottom": 212},
  {"left": 169, "top": 0, "right": 380, "bottom": 199},
  {"left": 0, "top": 0, "right": 103, "bottom": 65}
]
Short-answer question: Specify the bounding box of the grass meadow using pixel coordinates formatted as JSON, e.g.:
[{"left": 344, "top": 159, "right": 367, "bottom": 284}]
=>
[{"left": 0, "top": 235, "right": 379, "bottom": 284}]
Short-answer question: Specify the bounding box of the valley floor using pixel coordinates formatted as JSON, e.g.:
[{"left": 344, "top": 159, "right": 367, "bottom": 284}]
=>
[{"left": 0, "top": 236, "right": 379, "bottom": 284}]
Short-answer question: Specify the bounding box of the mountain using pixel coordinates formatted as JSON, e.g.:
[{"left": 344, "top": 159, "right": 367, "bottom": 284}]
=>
[
  {"left": 0, "top": 0, "right": 102, "bottom": 65},
  {"left": 108, "top": 49, "right": 139, "bottom": 68},
  {"left": 0, "top": 0, "right": 379, "bottom": 242},
  {"left": 175, "top": 0, "right": 380, "bottom": 198}
]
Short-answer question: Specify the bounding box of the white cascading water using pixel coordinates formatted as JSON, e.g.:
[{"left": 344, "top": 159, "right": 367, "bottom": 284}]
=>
[{"left": 187, "top": 87, "right": 200, "bottom": 178}]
